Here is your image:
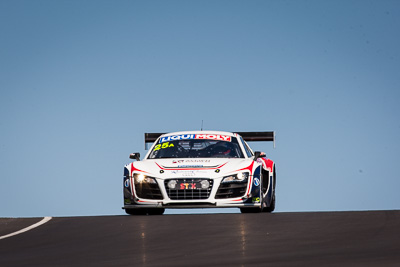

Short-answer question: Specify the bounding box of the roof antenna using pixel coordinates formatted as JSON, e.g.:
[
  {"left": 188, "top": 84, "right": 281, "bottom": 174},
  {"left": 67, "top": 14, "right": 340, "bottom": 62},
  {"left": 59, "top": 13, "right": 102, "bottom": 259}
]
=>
[{"left": 201, "top": 120, "right": 204, "bottom": 131}]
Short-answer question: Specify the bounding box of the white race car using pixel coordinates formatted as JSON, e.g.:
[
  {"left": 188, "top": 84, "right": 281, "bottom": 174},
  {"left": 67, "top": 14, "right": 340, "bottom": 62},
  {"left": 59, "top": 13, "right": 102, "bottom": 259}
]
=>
[{"left": 123, "top": 131, "right": 276, "bottom": 215}]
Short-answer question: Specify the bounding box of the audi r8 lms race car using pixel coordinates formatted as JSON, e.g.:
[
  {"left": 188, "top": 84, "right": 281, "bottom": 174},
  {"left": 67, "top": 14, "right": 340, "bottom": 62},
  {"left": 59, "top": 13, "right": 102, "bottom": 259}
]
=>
[{"left": 123, "top": 131, "right": 276, "bottom": 215}]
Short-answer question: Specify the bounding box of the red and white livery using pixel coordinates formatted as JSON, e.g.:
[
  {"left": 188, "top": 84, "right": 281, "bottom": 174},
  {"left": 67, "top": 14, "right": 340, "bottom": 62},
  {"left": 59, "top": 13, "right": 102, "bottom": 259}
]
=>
[{"left": 123, "top": 131, "right": 276, "bottom": 215}]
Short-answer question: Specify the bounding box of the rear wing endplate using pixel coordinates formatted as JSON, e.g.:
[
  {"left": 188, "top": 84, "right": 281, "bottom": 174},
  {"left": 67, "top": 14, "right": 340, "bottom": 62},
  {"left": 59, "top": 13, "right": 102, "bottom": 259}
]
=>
[
  {"left": 144, "top": 131, "right": 275, "bottom": 149},
  {"left": 144, "top": 133, "right": 165, "bottom": 150}
]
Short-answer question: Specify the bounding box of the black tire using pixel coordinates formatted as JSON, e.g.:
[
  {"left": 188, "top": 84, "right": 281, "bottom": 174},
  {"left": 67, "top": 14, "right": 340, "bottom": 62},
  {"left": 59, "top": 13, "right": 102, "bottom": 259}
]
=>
[
  {"left": 125, "top": 208, "right": 147, "bottom": 215},
  {"left": 261, "top": 197, "right": 269, "bottom": 212},
  {"left": 239, "top": 208, "right": 250, "bottom": 213},
  {"left": 240, "top": 207, "right": 261, "bottom": 213},
  {"left": 147, "top": 208, "right": 165, "bottom": 215},
  {"left": 262, "top": 170, "right": 269, "bottom": 194},
  {"left": 263, "top": 167, "right": 276, "bottom": 213},
  {"left": 261, "top": 170, "right": 269, "bottom": 212},
  {"left": 263, "top": 194, "right": 275, "bottom": 213}
]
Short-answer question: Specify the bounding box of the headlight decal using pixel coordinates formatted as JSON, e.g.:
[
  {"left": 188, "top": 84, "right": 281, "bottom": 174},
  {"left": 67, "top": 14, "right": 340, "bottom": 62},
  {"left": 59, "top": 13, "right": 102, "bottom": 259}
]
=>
[{"left": 129, "top": 162, "right": 150, "bottom": 176}]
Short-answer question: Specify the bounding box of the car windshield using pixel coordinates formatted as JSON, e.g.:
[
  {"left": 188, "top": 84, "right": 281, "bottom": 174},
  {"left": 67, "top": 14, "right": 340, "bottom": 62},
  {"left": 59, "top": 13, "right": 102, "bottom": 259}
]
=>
[{"left": 148, "top": 137, "right": 245, "bottom": 159}]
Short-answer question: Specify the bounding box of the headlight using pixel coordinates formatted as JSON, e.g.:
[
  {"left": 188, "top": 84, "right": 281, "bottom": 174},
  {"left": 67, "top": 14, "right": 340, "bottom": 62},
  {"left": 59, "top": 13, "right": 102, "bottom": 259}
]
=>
[
  {"left": 200, "top": 180, "right": 210, "bottom": 189},
  {"left": 133, "top": 173, "right": 157, "bottom": 184},
  {"left": 222, "top": 172, "right": 249, "bottom": 183},
  {"left": 167, "top": 180, "right": 177, "bottom": 189}
]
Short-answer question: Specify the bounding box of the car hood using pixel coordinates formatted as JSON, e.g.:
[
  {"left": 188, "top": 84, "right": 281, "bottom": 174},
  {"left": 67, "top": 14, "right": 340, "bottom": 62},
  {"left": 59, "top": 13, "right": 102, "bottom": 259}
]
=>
[{"left": 129, "top": 158, "right": 255, "bottom": 179}]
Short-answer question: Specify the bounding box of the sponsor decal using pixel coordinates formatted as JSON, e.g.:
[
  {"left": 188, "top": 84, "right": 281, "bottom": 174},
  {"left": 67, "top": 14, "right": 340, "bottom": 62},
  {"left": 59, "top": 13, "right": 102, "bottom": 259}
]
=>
[
  {"left": 171, "top": 170, "right": 196, "bottom": 177},
  {"left": 180, "top": 183, "right": 197, "bottom": 190},
  {"left": 160, "top": 134, "right": 231, "bottom": 143},
  {"left": 184, "top": 159, "right": 211, "bottom": 163},
  {"left": 254, "top": 177, "right": 260, "bottom": 187},
  {"left": 195, "top": 134, "right": 231, "bottom": 142},
  {"left": 160, "top": 134, "right": 195, "bottom": 143},
  {"left": 252, "top": 197, "right": 260, "bottom": 203},
  {"left": 124, "top": 179, "right": 130, "bottom": 188},
  {"left": 155, "top": 162, "right": 228, "bottom": 170},
  {"left": 177, "top": 165, "right": 203, "bottom": 168},
  {"left": 173, "top": 159, "right": 211, "bottom": 164}
]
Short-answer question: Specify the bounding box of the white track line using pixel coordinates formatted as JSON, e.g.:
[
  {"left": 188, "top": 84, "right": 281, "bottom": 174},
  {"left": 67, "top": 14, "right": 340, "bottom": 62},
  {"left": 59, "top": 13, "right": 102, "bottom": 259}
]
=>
[{"left": 0, "top": 217, "right": 52, "bottom": 240}]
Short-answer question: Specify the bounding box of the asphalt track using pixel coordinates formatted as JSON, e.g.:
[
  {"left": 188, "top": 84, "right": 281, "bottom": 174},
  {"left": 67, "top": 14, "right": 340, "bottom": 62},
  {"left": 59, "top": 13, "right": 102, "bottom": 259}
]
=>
[{"left": 1, "top": 210, "right": 399, "bottom": 266}]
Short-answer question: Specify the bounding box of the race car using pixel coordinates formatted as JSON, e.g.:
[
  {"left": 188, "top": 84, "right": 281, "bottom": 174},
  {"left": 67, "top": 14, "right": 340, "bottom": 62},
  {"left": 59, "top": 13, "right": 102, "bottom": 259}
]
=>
[{"left": 123, "top": 131, "right": 276, "bottom": 215}]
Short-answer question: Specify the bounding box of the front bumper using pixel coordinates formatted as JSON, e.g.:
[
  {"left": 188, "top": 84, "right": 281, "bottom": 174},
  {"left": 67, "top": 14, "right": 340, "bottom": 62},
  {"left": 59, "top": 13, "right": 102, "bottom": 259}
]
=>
[
  {"left": 123, "top": 172, "right": 262, "bottom": 209},
  {"left": 123, "top": 197, "right": 261, "bottom": 210}
]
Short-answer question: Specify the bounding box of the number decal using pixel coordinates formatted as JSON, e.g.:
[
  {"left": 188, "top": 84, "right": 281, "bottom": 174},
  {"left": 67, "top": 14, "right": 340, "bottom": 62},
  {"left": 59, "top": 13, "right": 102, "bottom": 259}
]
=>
[
  {"left": 154, "top": 144, "right": 161, "bottom": 151},
  {"left": 162, "top": 142, "right": 169, "bottom": 149},
  {"left": 154, "top": 142, "right": 174, "bottom": 151}
]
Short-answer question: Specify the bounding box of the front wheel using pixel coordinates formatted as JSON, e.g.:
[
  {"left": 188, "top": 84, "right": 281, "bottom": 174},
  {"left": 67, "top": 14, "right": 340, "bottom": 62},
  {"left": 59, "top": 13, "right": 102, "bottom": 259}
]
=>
[
  {"left": 125, "top": 208, "right": 147, "bottom": 215},
  {"left": 147, "top": 208, "right": 165, "bottom": 215},
  {"left": 240, "top": 207, "right": 262, "bottom": 213},
  {"left": 125, "top": 208, "right": 165, "bottom": 215},
  {"left": 262, "top": 167, "right": 276, "bottom": 212},
  {"left": 240, "top": 196, "right": 263, "bottom": 213},
  {"left": 263, "top": 194, "right": 275, "bottom": 212}
]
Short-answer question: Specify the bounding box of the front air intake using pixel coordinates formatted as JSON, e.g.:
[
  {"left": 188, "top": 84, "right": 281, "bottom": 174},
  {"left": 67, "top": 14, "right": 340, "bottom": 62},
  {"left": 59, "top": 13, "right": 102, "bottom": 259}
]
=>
[
  {"left": 164, "top": 178, "right": 213, "bottom": 200},
  {"left": 134, "top": 182, "right": 163, "bottom": 200},
  {"left": 215, "top": 181, "right": 247, "bottom": 199}
]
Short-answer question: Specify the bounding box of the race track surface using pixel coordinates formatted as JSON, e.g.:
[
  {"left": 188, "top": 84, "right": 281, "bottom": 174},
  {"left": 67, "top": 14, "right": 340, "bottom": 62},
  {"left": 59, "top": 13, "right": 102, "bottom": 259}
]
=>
[{"left": 1, "top": 210, "right": 399, "bottom": 266}]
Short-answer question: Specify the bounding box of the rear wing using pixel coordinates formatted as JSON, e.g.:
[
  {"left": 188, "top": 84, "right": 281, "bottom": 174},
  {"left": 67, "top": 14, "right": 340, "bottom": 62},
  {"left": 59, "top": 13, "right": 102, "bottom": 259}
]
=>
[
  {"left": 235, "top": 131, "right": 275, "bottom": 148},
  {"left": 144, "top": 133, "right": 165, "bottom": 149},
  {"left": 144, "top": 131, "right": 275, "bottom": 149}
]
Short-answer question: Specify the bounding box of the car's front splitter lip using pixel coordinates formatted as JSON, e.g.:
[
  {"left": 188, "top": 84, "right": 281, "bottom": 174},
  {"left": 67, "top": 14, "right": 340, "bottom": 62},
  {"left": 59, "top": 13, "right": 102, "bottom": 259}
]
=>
[
  {"left": 123, "top": 202, "right": 261, "bottom": 209},
  {"left": 123, "top": 204, "right": 163, "bottom": 209}
]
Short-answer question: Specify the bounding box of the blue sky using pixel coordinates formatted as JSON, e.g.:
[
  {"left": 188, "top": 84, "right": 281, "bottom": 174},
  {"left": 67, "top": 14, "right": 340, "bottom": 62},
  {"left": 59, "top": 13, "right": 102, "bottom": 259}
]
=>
[{"left": 1, "top": 0, "right": 399, "bottom": 217}]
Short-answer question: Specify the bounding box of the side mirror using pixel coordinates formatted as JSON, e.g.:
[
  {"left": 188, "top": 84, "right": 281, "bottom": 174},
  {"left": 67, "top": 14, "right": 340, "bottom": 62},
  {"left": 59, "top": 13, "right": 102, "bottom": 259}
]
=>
[
  {"left": 254, "top": 151, "right": 266, "bottom": 161},
  {"left": 129, "top": 153, "right": 140, "bottom": 161}
]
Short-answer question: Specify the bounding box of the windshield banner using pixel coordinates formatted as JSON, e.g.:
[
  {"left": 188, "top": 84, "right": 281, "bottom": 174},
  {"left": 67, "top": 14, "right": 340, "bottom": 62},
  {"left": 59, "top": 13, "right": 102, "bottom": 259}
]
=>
[{"left": 160, "top": 134, "right": 231, "bottom": 143}]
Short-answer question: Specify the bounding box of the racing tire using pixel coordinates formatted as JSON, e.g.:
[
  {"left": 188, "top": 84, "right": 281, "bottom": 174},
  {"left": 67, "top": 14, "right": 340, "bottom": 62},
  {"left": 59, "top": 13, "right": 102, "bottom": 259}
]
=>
[
  {"left": 240, "top": 207, "right": 262, "bottom": 213},
  {"left": 147, "top": 208, "right": 165, "bottom": 215},
  {"left": 261, "top": 195, "right": 269, "bottom": 212},
  {"left": 263, "top": 194, "right": 275, "bottom": 213},
  {"left": 262, "top": 167, "right": 276, "bottom": 212},
  {"left": 125, "top": 208, "right": 147, "bottom": 215},
  {"left": 240, "top": 197, "right": 263, "bottom": 213},
  {"left": 260, "top": 170, "right": 269, "bottom": 212}
]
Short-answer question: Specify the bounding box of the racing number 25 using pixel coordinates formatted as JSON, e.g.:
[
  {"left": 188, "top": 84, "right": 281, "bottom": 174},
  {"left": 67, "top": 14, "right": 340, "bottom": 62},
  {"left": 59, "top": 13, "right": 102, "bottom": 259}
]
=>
[{"left": 154, "top": 142, "right": 174, "bottom": 151}]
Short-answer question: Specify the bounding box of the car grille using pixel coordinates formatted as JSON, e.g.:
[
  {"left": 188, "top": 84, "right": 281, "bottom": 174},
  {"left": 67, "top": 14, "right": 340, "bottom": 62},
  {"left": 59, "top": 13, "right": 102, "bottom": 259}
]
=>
[
  {"left": 164, "top": 178, "right": 213, "bottom": 200},
  {"left": 215, "top": 181, "right": 248, "bottom": 199},
  {"left": 134, "top": 183, "right": 163, "bottom": 200}
]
